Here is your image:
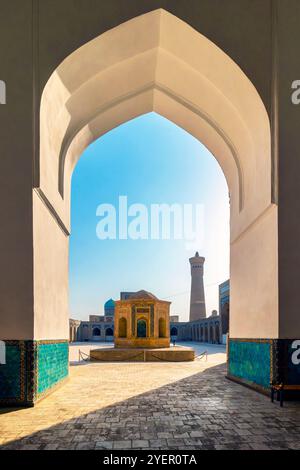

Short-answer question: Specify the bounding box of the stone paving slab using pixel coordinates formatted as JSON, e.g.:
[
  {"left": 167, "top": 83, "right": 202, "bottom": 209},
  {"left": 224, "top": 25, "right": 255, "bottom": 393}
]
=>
[{"left": 0, "top": 346, "right": 300, "bottom": 450}]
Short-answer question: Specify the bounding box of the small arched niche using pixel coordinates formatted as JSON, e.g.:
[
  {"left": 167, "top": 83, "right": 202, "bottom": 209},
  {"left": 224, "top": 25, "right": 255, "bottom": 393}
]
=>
[
  {"left": 159, "top": 318, "right": 167, "bottom": 338},
  {"left": 118, "top": 317, "right": 127, "bottom": 338}
]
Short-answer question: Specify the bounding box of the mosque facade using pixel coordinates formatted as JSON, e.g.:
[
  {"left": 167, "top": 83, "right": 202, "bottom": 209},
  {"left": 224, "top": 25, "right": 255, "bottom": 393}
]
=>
[{"left": 69, "top": 298, "right": 115, "bottom": 343}]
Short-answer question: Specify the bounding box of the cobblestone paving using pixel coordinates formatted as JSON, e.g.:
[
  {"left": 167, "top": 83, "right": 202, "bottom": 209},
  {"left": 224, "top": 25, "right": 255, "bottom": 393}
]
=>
[{"left": 1, "top": 345, "right": 300, "bottom": 450}]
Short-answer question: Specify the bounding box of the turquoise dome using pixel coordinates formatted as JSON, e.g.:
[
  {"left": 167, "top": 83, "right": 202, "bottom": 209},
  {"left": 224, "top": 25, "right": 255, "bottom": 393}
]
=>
[{"left": 104, "top": 298, "right": 115, "bottom": 308}]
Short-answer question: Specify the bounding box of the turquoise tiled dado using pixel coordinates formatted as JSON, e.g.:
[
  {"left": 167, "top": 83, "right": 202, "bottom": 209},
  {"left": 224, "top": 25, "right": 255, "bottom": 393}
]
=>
[
  {"left": 228, "top": 339, "right": 271, "bottom": 390},
  {"left": 37, "top": 342, "right": 69, "bottom": 395},
  {"left": 0, "top": 340, "right": 68, "bottom": 406}
]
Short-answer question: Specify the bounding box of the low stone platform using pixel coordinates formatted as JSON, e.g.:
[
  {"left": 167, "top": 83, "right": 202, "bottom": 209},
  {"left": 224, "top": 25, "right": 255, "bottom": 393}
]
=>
[{"left": 90, "top": 346, "right": 195, "bottom": 362}]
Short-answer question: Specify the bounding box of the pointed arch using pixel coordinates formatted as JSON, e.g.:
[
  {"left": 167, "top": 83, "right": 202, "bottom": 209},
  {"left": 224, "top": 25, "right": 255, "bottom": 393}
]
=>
[
  {"left": 35, "top": 8, "right": 278, "bottom": 344},
  {"left": 39, "top": 8, "right": 272, "bottom": 241}
]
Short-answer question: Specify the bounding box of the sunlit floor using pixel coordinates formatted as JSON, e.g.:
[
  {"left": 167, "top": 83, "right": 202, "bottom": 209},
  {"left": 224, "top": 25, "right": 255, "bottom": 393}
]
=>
[{"left": 1, "top": 342, "right": 300, "bottom": 450}]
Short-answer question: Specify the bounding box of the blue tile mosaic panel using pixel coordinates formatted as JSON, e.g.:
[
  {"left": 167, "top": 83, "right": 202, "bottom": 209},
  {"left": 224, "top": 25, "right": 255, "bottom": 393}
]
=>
[
  {"left": 37, "top": 342, "right": 69, "bottom": 395},
  {"left": 228, "top": 339, "right": 271, "bottom": 389}
]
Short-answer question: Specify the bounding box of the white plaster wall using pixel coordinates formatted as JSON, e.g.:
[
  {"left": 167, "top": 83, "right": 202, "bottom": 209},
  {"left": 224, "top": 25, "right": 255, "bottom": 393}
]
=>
[
  {"left": 33, "top": 191, "right": 69, "bottom": 340},
  {"left": 230, "top": 205, "right": 278, "bottom": 338}
]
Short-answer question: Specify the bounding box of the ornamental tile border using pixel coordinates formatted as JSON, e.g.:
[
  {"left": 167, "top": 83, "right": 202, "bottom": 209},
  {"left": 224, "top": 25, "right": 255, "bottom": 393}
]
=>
[{"left": 0, "top": 339, "right": 69, "bottom": 407}]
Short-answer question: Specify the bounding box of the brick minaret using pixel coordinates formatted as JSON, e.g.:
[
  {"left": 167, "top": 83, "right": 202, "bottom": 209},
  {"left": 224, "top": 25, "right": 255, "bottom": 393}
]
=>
[{"left": 189, "top": 252, "right": 206, "bottom": 321}]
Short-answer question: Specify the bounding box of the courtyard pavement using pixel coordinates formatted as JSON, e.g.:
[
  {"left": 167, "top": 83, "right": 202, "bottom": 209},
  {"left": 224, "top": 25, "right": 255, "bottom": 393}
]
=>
[{"left": 1, "top": 342, "right": 300, "bottom": 450}]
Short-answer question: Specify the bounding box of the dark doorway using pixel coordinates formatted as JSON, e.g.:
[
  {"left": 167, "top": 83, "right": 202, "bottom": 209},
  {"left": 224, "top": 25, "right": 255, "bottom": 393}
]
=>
[
  {"left": 137, "top": 319, "right": 147, "bottom": 338},
  {"left": 170, "top": 327, "right": 178, "bottom": 336}
]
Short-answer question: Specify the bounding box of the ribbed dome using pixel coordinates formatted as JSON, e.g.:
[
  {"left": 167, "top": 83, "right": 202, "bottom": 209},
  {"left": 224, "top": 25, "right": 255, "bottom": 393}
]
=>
[{"left": 127, "top": 290, "right": 158, "bottom": 300}]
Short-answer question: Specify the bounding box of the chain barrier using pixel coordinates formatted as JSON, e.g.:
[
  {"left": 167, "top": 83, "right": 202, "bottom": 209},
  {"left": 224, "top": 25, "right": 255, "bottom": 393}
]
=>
[
  {"left": 148, "top": 353, "right": 174, "bottom": 362},
  {"left": 195, "top": 350, "right": 208, "bottom": 361},
  {"left": 149, "top": 350, "right": 208, "bottom": 362},
  {"left": 78, "top": 349, "right": 145, "bottom": 362},
  {"left": 78, "top": 350, "right": 91, "bottom": 362},
  {"left": 78, "top": 348, "right": 207, "bottom": 362}
]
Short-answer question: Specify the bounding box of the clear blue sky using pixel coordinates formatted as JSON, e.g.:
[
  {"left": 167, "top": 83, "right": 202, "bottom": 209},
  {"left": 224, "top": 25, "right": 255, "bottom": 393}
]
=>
[{"left": 69, "top": 113, "right": 229, "bottom": 321}]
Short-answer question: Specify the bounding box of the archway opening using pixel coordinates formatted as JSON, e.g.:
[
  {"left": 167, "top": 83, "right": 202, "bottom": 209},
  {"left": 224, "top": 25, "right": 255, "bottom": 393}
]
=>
[
  {"left": 68, "top": 112, "right": 229, "bottom": 345},
  {"left": 204, "top": 326, "right": 208, "bottom": 342},
  {"left": 82, "top": 325, "right": 89, "bottom": 341},
  {"left": 216, "top": 324, "right": 220, "bottom": 344},
  {"left": 210, "top": 325, "right": 214, "bottom": 343},
  {"left": 38, "top": 9, "right": 275, "bottom": 340},
  {"left": 118, "top": 318, "right": 127, "bottom": 338},
  {"left": 34, "top": 8, "right": 278, "bottom": 398},
  {"left": 137, "top": 319, "right": 147, "bottom": 338}
]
